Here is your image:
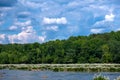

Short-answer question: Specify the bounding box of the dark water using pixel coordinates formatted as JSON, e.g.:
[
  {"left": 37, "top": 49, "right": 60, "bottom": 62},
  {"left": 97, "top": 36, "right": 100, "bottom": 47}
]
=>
[{"left": 0, "top": 69, "right": 120, "bottom": 80}]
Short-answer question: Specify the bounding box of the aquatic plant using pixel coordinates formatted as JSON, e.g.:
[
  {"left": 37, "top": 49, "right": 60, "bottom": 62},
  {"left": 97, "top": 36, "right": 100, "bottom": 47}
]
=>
[
  {"left": 93, "top": 74, "right": 110, "bottom": 80},
  {"left": 114, "top": 76, "right": 120, "bottom": 80}
]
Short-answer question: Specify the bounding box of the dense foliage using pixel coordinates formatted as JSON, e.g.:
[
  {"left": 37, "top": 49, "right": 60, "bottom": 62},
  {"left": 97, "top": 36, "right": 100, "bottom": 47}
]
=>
[{"left": 0, "top": 31, "right": 120, "bottom": 64}]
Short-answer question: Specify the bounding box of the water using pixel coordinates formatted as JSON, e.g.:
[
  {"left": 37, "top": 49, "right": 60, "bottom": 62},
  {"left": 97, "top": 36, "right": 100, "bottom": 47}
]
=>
[{"left": 0, "top": 69, "right": 120, "bottom": 80}]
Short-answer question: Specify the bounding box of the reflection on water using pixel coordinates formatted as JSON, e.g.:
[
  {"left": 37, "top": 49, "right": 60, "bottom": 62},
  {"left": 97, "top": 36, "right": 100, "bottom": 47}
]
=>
[{"left": 0, "top": 69, "right": 120, "bottom": 80}]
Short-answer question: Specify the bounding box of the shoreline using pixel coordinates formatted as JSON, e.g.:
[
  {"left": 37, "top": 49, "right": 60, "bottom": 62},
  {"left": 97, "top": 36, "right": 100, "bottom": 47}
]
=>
[{"left": 0, "top": 64, "right": 120, "bottom": 72}]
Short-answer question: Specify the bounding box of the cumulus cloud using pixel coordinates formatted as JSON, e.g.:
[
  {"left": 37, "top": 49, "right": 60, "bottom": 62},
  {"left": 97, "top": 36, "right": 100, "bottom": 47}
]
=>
[
  {"left": 1, "top": 26, "right": 42, "bottom": 44},
  {"left": 105, "top": 13, "right": 115, "bottom": 21},
  {"left": 8, "top": 32, "right": 35, "bottom": 43},
  {"left": 0, "top": 34, "right": 5, "bottom": 43},
  {"left": 38, "top": 36, "right": 46, "bottom": 42},
  {"left": 8, "top": 26, "right": 46, "bottom": 43},
  {"left": 0, "top": 0, "right": 120, "bottom": 44},
  {"left": 0, "top": 34, "right": 9, "bottom": 44},
  {"left": 22, "top": 26, "right": 34, "bottom": 33},
  {"left": 0, "top": 34, "right": 5, "bottom": 40},
  {"left": 92, "top": 13, "right": 115, "bottom": 30},
  {"left": 90, "top": 28, "right": 104, "bottom": 33},
  {"left": 8, "top": 20, "right": 32, "bottom": 32},
  {"left": 43, "top": 17, "right": 67, "bottom": 24}
]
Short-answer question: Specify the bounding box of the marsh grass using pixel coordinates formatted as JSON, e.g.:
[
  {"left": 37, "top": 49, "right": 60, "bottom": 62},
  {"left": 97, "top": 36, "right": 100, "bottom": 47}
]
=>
[{"left": 0, "top": 64, "right": 120, "bottom": 72}]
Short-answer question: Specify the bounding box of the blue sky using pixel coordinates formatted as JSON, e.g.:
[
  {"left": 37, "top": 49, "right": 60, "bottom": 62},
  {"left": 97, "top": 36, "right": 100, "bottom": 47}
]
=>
[{"left": 0, "top": 0, "right": 120, "bottom": 44}]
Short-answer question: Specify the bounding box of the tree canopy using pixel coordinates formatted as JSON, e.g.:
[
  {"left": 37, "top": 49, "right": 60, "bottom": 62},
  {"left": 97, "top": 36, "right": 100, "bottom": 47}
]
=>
[{"left": 0, "top": 31, "right": 120, "bottom": 64}]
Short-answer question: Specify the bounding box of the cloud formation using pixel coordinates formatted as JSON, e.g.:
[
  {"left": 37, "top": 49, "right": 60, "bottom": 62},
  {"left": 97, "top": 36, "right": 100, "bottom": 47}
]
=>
[
  {"left": 43, "top": 17, "right": 67, "bottom": 25},
  {"left": 0, "top": 0, "right": 120, "bottom": 43},
  {"left": 105, "top": 13, "right": 115, "bottom": 22},
  {"left": 46, "top": 26, "right": 58, "bottom": 31},
  {"left": 8, "top": 26, "right": 46, "bottom": 43}
]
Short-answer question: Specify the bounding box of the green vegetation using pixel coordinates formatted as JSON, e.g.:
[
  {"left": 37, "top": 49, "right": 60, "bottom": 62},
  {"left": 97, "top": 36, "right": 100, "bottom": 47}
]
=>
[
  {"left": 0, "top": 64, "right": 120, "bottom": 72},
  {"left": 0, "top": 31, "right": 120, "bottom": 64},
  {"left": 93, "top": 74, "right": 120, "bottom": 80},
  {"left": 93, "top": 74, "right": 109, "bottom": 80}
]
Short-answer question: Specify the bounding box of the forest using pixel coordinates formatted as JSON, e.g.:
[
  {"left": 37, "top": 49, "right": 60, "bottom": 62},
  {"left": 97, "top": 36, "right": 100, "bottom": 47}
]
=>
[{"left": 0, "top": 31, "right": 120, "bottom": 64}]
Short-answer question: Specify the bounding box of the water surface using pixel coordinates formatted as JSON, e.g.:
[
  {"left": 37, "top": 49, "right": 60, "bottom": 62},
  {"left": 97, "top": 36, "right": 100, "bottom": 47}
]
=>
[{"left": 0, "top": 69, "right": 119, "bottom": 80}]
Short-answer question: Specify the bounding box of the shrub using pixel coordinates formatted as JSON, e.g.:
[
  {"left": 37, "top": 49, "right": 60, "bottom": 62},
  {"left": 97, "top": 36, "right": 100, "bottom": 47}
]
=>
[{"left": 93, "top": 74, "right": 109, "bottom": 80}]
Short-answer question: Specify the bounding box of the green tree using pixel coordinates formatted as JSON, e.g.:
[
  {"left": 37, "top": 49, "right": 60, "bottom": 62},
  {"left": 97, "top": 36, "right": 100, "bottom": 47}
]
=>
[{"left": 101, "top": 44, "right": 112, "bottom": 63}]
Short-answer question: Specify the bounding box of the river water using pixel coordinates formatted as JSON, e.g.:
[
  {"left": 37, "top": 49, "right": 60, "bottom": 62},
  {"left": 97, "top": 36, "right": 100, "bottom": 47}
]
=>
[{"left": 0, "top": 69, "right": 120, "bottom": 80}]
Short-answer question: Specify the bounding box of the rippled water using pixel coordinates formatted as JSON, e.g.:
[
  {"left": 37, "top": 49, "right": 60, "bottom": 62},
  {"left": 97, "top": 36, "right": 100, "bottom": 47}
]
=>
[{"left": 0, "top": 69, "right": 120, "bottom": 80}]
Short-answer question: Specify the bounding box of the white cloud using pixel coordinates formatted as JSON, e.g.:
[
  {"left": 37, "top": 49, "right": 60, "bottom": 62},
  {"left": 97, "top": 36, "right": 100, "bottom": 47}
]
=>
[
  {"left": 15, "top": 20, "right": 31, "bottom": 27},
  {"left": 93, "top": 13, "right": 115, "bottom": 29},
  {"left": 8, "top": 26, "right": 46, "bottom": 43},
  {"left": 39, "top": 36, "right": 46, "bottom": 42},
  {"left": 9, "top": 26, "right": 17, "bottom": 30},
  {"left": 0, "top": 0, "right": 119, "bottom": 44},
  {"left": 0, "top": 34, "right": 6, "bottom": 40},
  {"left": 8, "top": 32, "right": 32, "bottom": 44},
  {"left": 19, "top": 0, "right": 40, "bottom": 8},
  {"left": 22, "top": 26, "right": 35, "bottom": 33},
  {"left": 105, "top": 13, "right": 115, "bottom": 21},
  {"left": 8, "top": 32, "right": 46, "bottom": 44},
  {"left": 90, "top": 28, "right": 104, "bottom": 33},
  {"left": 43, "top": 17, "right": 67, "bottom": 24},
  {"left": 46, "top": 26, "right": 58, "bottom": 31},
  {"left": 0, "top": 34, "right": 6, "bottom": 44},
  {"left": 10, "top": 20, "right": 33, "bottom": 32}
]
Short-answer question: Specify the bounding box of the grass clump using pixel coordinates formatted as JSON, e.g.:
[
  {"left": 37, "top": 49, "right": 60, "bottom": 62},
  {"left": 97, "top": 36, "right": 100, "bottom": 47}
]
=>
[{"left": 93, "top": 74, "right": 109, "bottom": 80}]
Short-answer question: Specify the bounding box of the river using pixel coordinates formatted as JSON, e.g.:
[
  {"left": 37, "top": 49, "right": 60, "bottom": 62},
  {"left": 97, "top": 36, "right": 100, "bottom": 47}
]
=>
[{"left": 0, "top": 69, "right": 120, "bottom": 80}]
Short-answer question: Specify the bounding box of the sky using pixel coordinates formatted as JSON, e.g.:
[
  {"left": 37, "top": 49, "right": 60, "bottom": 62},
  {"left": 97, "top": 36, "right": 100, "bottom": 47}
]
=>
[{"left": 0, "top": 0, "right": 120, "bottom": 44}]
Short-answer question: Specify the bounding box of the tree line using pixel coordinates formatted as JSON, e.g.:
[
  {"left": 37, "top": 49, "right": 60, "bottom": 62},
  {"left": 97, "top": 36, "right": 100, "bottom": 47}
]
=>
[{"left": 0, "top": 31, "right": 120, "bottom": 64}]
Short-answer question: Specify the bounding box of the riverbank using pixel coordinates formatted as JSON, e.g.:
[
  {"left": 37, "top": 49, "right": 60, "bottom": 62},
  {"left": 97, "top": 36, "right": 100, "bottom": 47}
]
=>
[{"left": 0, "top": 64, "right": 120, "bottom": 72}]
